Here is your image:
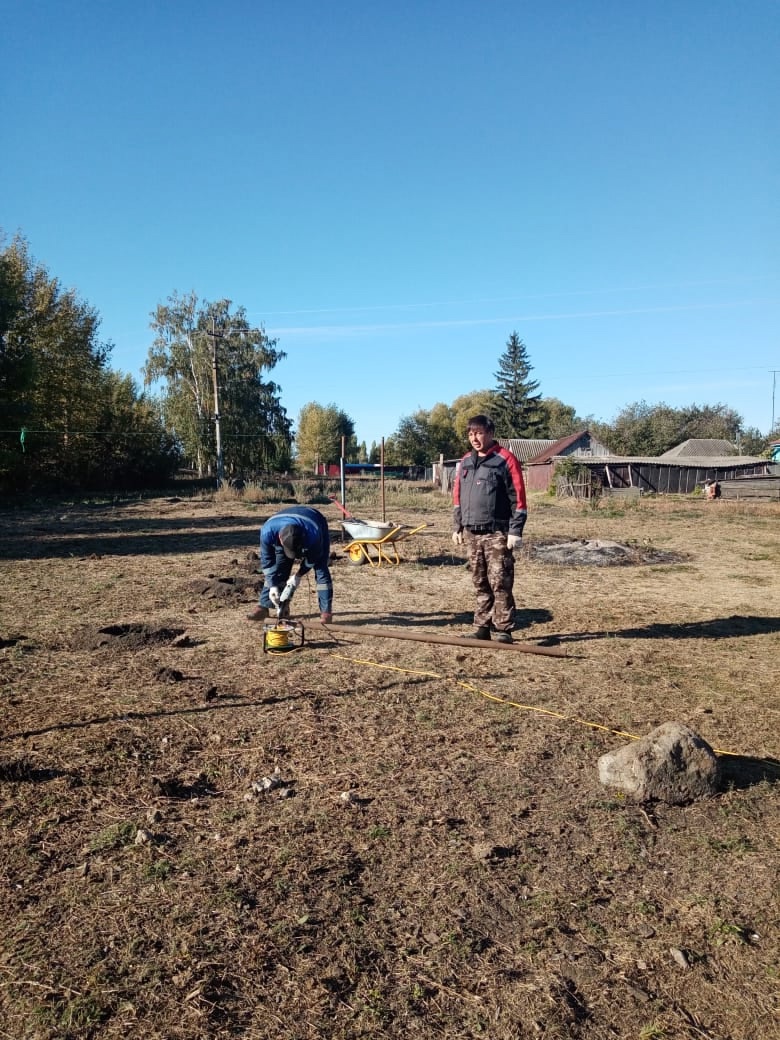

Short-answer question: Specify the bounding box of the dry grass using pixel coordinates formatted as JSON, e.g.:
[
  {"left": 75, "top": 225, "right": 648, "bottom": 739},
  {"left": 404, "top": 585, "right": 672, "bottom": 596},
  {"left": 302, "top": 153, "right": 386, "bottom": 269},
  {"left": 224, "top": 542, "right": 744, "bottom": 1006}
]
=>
[{"left": 0, "top": 490, "right": 778, "bottom": 1039}]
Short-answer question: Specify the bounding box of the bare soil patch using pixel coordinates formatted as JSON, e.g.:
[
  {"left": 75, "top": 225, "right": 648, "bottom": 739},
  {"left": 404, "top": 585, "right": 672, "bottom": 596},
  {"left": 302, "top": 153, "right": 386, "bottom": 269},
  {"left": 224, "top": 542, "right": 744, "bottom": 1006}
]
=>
[{"left": 1, "top": 493, "right": 778, "bottom": 1040}]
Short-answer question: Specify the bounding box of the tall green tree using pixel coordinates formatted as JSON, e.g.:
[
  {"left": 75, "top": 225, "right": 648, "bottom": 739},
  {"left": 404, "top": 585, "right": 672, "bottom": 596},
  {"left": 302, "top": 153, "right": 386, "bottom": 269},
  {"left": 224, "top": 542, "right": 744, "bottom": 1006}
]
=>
[
  {"left": 385, "top": 405, "right": 461, "bottom": 465},
  {"left": 94, "top": 371, "right": 181, "bottom": 487},
  {"left": 1, "top": 232, "right": 177, "bottom": 491},
  {"left": 145, "top": 292, "right": 208, "bottom": 473},
  {"left": 385, "top": 411, "right": 432, "bottom": 466},
  {"left": 295, "top": 402, "right": 355, "bottom": 472},
  {"left": 598, "top": 400, "right": 746, "bottom": 456},
  {"left": 452, "top": 390, "right": 499, "bottom": 442},
  {"left": 537, "top": 397, "right": 586, "bottom": 439},
  {"left": 1, "top": 236, "right": 108, "bottom": 484},
  {"left": 0, "top": 237, "right": 37, "bottom": 444},
  {"left": 677, "top": 403, "right": 743, "bottom": 442},
  {"left": 492, "top": 332, "right": 544, "bottom": 436},
  {"left": 145, "top": 293, "right": 291, "bottom": 477},
  {"left": 427, "top": 403, "right": 461, "bottom": 458},
  {"left": 739, "top": 426, "right": 770, "bottom": 456}
]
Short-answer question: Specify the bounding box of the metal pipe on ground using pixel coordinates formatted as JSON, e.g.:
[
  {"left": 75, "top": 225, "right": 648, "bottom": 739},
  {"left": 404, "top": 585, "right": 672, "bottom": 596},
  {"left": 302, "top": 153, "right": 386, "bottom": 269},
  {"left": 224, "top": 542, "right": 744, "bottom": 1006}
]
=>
[{"left": 315, "top": 622, "right": 568, "bottom": 658}]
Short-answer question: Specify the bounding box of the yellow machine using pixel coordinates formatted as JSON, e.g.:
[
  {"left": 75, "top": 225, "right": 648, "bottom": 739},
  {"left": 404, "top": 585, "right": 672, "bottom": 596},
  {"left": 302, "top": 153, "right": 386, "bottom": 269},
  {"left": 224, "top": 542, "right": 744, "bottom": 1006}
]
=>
[{"left": 262, "top": 617, "right": 305, "bottom": 655}]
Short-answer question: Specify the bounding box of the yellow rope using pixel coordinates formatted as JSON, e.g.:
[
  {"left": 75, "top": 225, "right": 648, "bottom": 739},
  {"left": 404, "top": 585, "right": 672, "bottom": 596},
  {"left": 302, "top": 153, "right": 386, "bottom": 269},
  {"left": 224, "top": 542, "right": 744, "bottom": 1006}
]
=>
[
  {"left": 329, "top": 653, "right": 762, "bottom": 760},
  {"left": 265, "top": 625, "right": 300, "bottom": 655},
  {"left": 266, "top": 628, "right": 293, "bottom": 649}
]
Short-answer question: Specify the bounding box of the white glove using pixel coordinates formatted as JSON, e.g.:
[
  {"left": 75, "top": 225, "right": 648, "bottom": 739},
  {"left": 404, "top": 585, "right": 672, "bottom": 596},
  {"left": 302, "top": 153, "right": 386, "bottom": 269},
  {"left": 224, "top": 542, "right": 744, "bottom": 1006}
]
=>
[
  {"left": 268, "top": 586, "right": 281, "bottom": 608},
  {"left": 279, "top": 574, "right": 300, "bottom": 603},
  {"left": 507, "top": 534, "right": 522, "bottom": 550},
  {"left": 451, "top": 530, "right": 464, "bottom": 545}
]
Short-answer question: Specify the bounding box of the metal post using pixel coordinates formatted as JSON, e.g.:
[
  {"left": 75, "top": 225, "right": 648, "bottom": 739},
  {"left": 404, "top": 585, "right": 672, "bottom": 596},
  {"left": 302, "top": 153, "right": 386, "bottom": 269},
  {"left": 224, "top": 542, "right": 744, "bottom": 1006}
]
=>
[
  {"left": 380, "top": 438, "right": 386, "bottom": 521},
  {"left": 340, "top": 436, "right": 346, "bottom": 513},
  {"left": 210, "top": 317, "right": 224, "bottom": 486}
]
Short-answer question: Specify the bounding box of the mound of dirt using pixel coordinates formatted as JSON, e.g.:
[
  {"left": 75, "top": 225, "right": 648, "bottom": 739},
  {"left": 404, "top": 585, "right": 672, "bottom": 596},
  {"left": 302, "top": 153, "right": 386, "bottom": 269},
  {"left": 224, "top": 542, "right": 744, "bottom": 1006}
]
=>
[
  {"left": 189, "top": 575, "right": 261, "bottom": 600},
  {"left": 530, "top": 538, "right": 684, "bottom": 567},
  {"left": 70, "top": 623, "right": 188, "bottom": 651}
]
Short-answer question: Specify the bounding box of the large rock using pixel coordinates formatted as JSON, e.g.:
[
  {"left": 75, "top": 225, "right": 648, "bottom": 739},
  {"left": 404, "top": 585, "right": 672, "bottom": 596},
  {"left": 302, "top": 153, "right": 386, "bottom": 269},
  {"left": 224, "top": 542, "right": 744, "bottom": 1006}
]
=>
[{"left": 598, "top": 722, "right": 720, "bottom": 804}]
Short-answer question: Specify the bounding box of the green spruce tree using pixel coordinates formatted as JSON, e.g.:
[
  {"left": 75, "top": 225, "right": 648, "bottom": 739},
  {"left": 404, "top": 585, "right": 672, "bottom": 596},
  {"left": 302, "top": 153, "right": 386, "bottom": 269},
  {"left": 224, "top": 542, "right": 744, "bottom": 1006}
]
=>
[{"left": 492, "top": 332, "right": 544, "bottom": 437}]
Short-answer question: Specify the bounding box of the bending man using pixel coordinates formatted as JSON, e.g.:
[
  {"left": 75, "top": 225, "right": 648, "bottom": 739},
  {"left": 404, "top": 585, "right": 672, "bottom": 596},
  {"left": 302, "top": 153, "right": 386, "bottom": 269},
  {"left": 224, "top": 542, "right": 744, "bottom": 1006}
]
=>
[{"left": 247, "top": 505, "right": 333, "bottom": 624}]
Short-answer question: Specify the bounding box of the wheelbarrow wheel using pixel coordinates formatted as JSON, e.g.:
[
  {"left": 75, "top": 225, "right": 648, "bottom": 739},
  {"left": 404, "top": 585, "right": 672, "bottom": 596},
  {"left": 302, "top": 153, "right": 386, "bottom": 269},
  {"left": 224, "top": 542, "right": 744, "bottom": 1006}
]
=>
[{"left": 347, "top": 543, "right": 367, "bottom": 565}]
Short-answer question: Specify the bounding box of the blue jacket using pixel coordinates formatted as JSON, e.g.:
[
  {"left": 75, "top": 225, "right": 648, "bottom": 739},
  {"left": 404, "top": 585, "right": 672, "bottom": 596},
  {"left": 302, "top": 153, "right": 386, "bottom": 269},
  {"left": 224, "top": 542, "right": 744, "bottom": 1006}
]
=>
[{"left": 259, "top": 506, "right": 333, "bottom": 613}]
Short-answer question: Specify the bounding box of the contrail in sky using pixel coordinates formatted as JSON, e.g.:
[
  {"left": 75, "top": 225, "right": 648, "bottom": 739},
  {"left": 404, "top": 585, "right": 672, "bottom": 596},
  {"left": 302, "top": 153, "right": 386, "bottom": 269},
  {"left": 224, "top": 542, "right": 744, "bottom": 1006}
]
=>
[
  {"left": 253, "top": 275, "right": 773, "bottom": 319},
  {"left": 267, "top": 298, "right": 770, "bottom": 338}
]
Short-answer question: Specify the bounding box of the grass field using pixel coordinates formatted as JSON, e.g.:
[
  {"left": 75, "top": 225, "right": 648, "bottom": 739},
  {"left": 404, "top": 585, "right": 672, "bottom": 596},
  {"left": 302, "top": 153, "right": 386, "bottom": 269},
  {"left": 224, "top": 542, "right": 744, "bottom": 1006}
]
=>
[{"left": 1, "top": 488, "right": 778, "bottom": 1039}]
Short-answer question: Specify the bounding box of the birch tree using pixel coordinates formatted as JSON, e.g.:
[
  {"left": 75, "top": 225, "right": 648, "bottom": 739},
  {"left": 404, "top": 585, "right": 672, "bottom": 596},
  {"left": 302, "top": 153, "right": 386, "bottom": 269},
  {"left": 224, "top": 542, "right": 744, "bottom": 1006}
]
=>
[
  {"left": 295, "top": 402, "right": 355, "bottom": 472},
  {"left": 145, "top": 293, "right": 291, "bottom": 477}
]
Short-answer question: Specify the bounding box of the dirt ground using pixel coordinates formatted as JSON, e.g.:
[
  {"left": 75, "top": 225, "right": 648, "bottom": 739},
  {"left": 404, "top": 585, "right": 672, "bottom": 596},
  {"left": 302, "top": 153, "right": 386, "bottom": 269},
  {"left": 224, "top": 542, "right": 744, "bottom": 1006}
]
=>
[{"left": 1, "top": 490, "right": 778, "bottom": 1040}]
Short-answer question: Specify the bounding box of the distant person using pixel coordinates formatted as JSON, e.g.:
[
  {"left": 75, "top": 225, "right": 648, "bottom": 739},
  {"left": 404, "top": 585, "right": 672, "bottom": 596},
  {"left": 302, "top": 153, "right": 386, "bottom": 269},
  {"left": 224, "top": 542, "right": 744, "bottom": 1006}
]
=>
[
  {"left": 247, "top": 505, "right": 333, "bottom": 624},
  {"left": 451, "top": 414, "right": 528, "bottom": 642}
]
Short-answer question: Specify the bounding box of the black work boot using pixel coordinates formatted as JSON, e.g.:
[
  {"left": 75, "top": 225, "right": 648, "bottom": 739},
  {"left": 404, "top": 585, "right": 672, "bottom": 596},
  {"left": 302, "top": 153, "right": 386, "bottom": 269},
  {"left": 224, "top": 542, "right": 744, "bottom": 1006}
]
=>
[
  {"left": 473, "top": 626, "right": 491, "bottom": 640},
  {"left": 494, "top": 631, "right": 513, "bottom": 644}
]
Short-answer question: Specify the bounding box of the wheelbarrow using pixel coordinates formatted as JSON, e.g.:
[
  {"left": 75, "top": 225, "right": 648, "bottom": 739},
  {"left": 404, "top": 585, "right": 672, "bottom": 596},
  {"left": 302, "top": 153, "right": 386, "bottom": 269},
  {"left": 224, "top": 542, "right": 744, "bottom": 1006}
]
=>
[
  {"left": 340, "top": 519, "right": 427, "bottom": 567},
  {"left": 329, "top": 496, "right": 426, "bottom": 567}
]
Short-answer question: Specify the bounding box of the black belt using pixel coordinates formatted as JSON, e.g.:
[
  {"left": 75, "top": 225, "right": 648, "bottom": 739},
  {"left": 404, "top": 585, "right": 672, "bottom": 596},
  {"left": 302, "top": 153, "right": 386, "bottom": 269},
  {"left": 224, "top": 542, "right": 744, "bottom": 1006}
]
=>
[{"left": 466, "top": 524, "right": 507, "bottom": 534}]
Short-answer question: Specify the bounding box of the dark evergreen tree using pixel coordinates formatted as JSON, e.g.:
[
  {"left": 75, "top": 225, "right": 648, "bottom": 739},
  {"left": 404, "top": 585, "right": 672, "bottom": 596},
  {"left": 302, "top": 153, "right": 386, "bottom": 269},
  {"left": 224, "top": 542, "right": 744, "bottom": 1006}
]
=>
[
  {"left": 0, "top": 233, "right": 179, "bottom": 492},
  {"left": 492, "top": 332, "right": 544, "bottom": 437}
]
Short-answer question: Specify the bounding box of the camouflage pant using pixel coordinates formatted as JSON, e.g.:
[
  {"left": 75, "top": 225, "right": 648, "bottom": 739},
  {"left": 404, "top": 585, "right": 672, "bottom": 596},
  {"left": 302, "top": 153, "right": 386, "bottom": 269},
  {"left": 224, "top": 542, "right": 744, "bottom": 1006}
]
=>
[{"left": 464, "top": 530, "right": 516, "bottom": 630}]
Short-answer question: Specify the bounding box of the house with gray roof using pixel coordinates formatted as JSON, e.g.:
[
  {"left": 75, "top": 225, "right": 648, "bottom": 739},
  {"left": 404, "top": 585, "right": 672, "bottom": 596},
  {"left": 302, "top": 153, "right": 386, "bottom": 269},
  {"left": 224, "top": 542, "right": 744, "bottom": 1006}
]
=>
[
  {"left": 549, "top": 449, "right": 768, "bottom": 497},
  {"left": 660, "top": 438, "right": 737, "bottom": 458},
  {"left": 432, "top": 431, "right": 771, "bottom": 497}
]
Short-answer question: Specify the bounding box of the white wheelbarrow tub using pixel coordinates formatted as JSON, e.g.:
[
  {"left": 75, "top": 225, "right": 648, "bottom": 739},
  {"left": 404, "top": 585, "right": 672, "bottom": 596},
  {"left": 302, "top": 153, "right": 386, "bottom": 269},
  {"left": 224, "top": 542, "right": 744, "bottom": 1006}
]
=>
[{"left": 341, "top": 519, "right": 404, "bottom": 541}]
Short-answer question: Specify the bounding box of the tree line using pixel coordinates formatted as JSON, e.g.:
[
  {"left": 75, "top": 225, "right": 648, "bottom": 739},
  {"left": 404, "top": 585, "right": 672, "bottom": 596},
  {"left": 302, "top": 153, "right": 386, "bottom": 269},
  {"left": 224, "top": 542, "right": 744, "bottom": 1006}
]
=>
[
  {"left": 1, "top": 233, "right": 775, "bottom": 493},
  {"left": 375, "top": 332, "right": 771, "bottom": 465},
  {"left": 1, "top": 236, "right": 179, "bottom": 491},
  {"left": 0, "top": 236, "right": 294, "bottom": 490}
]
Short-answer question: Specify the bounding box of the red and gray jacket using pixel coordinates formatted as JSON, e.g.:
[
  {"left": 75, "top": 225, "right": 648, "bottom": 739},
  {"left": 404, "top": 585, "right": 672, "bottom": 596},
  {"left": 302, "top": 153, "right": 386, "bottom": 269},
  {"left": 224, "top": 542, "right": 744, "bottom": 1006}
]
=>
[{"left": 452, "top": 445, "right": 528, "bottom": 536}]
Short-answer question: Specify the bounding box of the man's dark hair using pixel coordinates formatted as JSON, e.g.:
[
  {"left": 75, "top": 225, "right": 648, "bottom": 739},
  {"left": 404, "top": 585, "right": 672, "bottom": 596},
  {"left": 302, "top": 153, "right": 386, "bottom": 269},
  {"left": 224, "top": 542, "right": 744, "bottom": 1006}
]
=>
[{"left": 466, "top": 414, "right": 495, "bottom": 434}]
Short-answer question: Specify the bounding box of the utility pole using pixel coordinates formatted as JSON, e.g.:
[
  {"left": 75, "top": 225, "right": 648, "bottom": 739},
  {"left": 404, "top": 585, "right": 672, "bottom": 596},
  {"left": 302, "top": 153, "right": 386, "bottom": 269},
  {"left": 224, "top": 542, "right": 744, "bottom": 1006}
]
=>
[
  {"left": 206, "top": 320, "right": 266, "bottom": 486},
  {"left": 208, "top": 317, "right": 224, "bottom": 486},
  {"left": 772, "top": 370, "right": 778, "bottom": 435}
]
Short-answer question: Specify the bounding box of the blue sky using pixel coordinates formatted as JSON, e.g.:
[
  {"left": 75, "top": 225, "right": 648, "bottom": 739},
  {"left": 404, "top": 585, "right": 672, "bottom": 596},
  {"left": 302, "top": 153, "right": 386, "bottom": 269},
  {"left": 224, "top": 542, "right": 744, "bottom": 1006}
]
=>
[{"left": 3, "top": 1, "right": 779, "bottom": 446}]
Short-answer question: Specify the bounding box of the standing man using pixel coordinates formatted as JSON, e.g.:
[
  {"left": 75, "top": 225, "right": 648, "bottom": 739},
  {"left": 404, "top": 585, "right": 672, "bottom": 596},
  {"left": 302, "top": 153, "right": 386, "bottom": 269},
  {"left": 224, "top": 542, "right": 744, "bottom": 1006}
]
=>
[
  {"left": 451, "top": 415, "right": 527, "bottom": 642},
  {"left": 247, "top": 505, "right": 334, "bottom": 624}
]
